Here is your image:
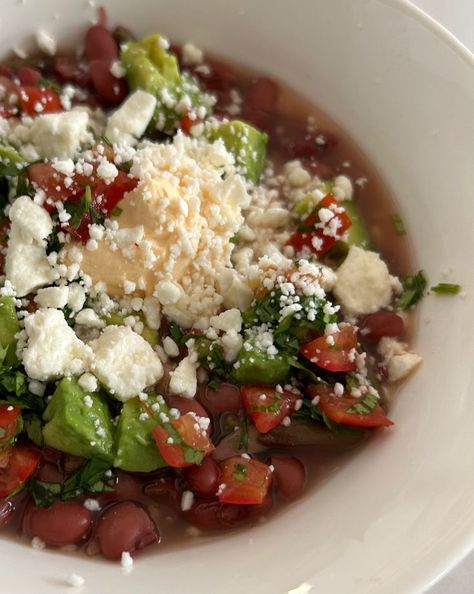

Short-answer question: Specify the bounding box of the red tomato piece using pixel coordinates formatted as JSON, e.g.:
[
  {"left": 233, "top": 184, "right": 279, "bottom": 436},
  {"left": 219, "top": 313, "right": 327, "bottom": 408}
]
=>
[
  {"left": 300, "top": 325, "right": 358, "bottom": 372},
  {"left": 288, "top": 193, "right": 351, "bottom": 257},
  {"left": 0, "top": 446, "right": 40, "bottom": 498},
  {"left": 18, "top": 86, "right": 62, "bottom": 115},
  {"left": 309, "top": 384, "right": 394, "bottom": 428},
  {"left": 0, "top": 405, "right": 22, "bottom": 452},
  {"left": 359, "top": 311, "right": 405, "bottom": 342},
  {"left": 152, "top": 413, "right": 214, "bottom": 469},
  {"left": 180, "top": 112, "right": 202, "bottom": 135},
  {"left": 218, "top": 456, "right": 272, "bottom": 505},
  {"left": 241, "top": 385, "right": 297, "bottom": 434},
  {"left": 93, "top": 171, "right": 138, "bottom": 214}
]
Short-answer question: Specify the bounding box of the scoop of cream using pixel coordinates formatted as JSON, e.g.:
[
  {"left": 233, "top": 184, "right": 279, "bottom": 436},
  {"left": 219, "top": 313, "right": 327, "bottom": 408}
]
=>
[{"left": 74, "top": 134, "right": 252, "bottom": 326}]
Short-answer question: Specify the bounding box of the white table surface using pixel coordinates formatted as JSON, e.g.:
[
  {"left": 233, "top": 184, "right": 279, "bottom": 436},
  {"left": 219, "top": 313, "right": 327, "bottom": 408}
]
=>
[{"left": 409, "top": 1, "right": 474, "bottom": 592}]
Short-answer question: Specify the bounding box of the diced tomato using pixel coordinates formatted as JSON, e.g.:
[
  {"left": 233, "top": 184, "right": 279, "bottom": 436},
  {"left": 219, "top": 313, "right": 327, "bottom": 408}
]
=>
[
  {"left": 0, "top": 446, "right": 40, "bottom": 498},
  {"left": 18, "top": 86, "right": 62, "bottom": 115},
  {"left": 151, "top": 413, "right": 214, "bottom": 468},
  {"left": 217, "top": 456, "right": 272, "bottom": 505},
  {"left": 288, "top": 193, "right": 351, "bottom": 257},
  {"left": 180, "top": 112, "right": 202, "bottom": 135},
  {"left": 27, "top": 163, "right": 138, "bottom": 242},
  {"left": 241, "top": 385, "right": 297, "bottom": 434},
  {"left": 359, "top": 311, "right": 405, "bottom": 342},
  {"left": 308, "top": 384, "right": 394, "bottom": 428},
  {"left": 0, "top": 405, "right": 22, "bottom": 452},
  {"left": 300, "top": 325, "right": 358, "bottom": 372}
]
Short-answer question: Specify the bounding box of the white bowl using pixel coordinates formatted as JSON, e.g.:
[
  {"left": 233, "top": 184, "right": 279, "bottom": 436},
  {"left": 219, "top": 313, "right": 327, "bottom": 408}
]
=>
[{"left": 2, "top": 1, "right": 474, "bottom": 593}]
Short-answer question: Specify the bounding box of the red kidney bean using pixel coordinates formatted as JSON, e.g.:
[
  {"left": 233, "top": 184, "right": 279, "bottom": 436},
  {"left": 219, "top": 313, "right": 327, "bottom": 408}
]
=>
[
  {"left": 89, "top": 60, "right": 128, "bottom": 104},
  {"left": 23, "top": 501, "right": 93, "bottom": 546},
  {"left": 184, "top": 456, "right": 220, "bottom": 496},
  {"left": 191, "top": 58, "right": 237, "bottom": 95},
  {"left": 17, "top": 67, "right": 41, "bottom": 87},
  {"left": 85, "top": 25, "right": 119, "bottom": 63},
  {"left": 287, "top": 130, "right": 338, "bottom": 159},
  {"left": 95, "top": 502, "right": 159, "bottom": 560},
  {"left": 0, "top": 500, "right": 16, "bottom": 528},
  {"left": 359, "top": 311, "right": 404, "bottom": 342},
  {"left": 271, "top": 455, "right": 306, "bottom": 500},
  {"left": 242, "top": 77, "right": 279, "bottom": 130},
  {"left": 183, "top": 493, "right": 272, "bottom": 531},
  {"left": 165, "top": 395, "right": 212, "bottom": 434},
  {"left": 198, "top": 383, "right": 243, "bottom": 415},
  {"left": 37, "top": 463, "right": 64, "bottom": 483},
  {"left": 54, "top": 56, "right": 91, "bottom": 87}
]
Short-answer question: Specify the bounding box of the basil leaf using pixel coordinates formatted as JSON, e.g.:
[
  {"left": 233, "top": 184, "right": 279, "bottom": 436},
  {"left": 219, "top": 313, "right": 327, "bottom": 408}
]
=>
[
  {"left": 61, "top": 458, "right": 115, "bottom": 501},
  {"left": 396, "top": 270, "right": 427, "bottom": 310}
]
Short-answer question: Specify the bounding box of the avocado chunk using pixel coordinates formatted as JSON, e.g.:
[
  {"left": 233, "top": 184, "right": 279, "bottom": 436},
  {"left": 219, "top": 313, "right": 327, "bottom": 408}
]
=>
[
  {"left": 0, "top": 296, "right": 20, "bottom": 366},
  {"left": 43, "top": 378, "right": 114, "bottom": 461},
  {"left": 114, "top": 394, "right": 167, "bottom": 472},
  {"left": 121, "top": 34, "right": 212, "bottom": 133},
  {"left": 206, "top": 120, "right": 268, "bottom": 183},
  {"left": 342, "top": 200, "right": 372, "bottom": 249},
  {"left": 0, "top": 143, "right": 27, "bottom": 176},
  {"left": 232, "top": 345, "right": 290, "bottom": 385}
]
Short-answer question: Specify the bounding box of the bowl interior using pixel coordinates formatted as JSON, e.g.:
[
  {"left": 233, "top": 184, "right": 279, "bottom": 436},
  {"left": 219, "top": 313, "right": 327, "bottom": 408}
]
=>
[{"left": 1, "top": 1, "right": 474, "bottom": 593}]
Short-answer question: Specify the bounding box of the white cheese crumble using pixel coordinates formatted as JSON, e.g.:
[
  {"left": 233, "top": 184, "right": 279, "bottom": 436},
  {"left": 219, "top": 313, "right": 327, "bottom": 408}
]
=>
[
  {"left": 181, "top": 490, "right": 195, "bottom": 511},
  {"left": 91, "top": 325, "right": 163, "bottom": 401},
  {"left": 34, "top": 286, "right": 69, "bottom": 309},
  {"left": 78, "top": 372, "right": 98, "bottom": 393},
  {"left": 377, "top": 337, "right": 423, "bottom": 382},
  {"left": 169, "top": 351, "right": 198, "bottom": 398},
  {"left": 182, "top": 43, "right": 204, "bottom": 65},
  {"left": 121, "top": 551, "right": 134, "bottom": 572},
  {"left": 27, "top": 109, "right": 92, "bottom": 159},
  {"left": 163, "top": 336, "right": 180, "bottom": 357},
  {"left": 333, "top": 246, "right": 397, "bottom": 315},
  {"left": 106, "top": 90, "right": 157, "bottom": 146},
  {"left": 66, "top": 573, "right": 85, "bottom": 588},
  {"left": 35, "top": 29, "right": 57, "bottom": 56},
  {"left": 21, "top": 309, "right": 94, "bottom": 382}
]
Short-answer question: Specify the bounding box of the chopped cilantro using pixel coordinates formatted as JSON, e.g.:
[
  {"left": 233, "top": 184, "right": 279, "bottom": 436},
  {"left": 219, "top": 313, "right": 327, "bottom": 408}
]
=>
[
  {"left": 396, "top": 270, "right": 427, "bottom": 310},
  {"left": 391, "top": 213, "right": 406, "bottom": 236},
  {"left": 38, "top": 78, "right": 62, "bottom": 93},
  {"left": 430, "top": 283, "right": 461, "bottom": 295},
  {"left": 233, "top": 463, "right": 248, "bottom": 481}
]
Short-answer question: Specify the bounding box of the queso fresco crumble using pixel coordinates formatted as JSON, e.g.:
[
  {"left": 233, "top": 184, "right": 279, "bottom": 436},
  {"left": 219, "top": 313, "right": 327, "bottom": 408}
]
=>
[{"left": 0, "top": 11, "right": 432, "bottom": 563}]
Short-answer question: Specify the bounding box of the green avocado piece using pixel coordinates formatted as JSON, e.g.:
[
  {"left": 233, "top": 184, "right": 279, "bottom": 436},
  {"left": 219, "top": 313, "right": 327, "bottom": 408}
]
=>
[
  {"left": 43, "top": 378, "right": 114, "bottom": 461},
  {"left": 206, "top": 120, "right": 268, "bottom": 183},
  {"left": 0, "top": 296, "right": 20, "bottom": 366},
  {"left": 121, "top": 34, "right": 211, "bottom": 133},
  {"left": 342, "top": 200, "right": 372, "bottom": 249},
  {"left": 232, "top": 345, "right": 290, "bottom": 385},
  {"left": 114, "top": 394, "right": 167, "bottom": 472},
  {"left": 0, "top": 143, "right": 27, "bottom": 176}
]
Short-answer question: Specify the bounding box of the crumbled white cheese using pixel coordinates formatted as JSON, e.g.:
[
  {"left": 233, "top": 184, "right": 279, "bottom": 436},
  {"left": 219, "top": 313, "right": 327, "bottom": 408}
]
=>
[
  {"left": 34, "top": 286, "right": 69, "bottom": 309},
  {"left": 78, "top": 372, "right": 98, "bottom": 393},
  {"left": 182, "top": 43, "right": 204, "bottom": 65},
  {"left": 163, "top": 336, "right": 180, "bottom": 357},
  {"left": 75, "top": 308, "right": 105, "bottom": 328},
  {"left": 110, "top": 60, "right": 126, "bottom": 79},
  {"left": 142, "top": 296, "right": 161, "bottom": 330},
  {"left": 35, "top": 29, "right": 57, "bottom": 55},
  {"left": 180, "top": 489, "right": 195, "bottom": 511},
  {"left": 67, "top": 283, "right": 86, "bottom": 312},
  {"left": 83, "top": 498, "right": 101, "bottom": 512},
  {"left": 91, "top": 326, "right": 163, "bottom": 401},
  {"left": 21, "top": 309, "right": 94, "bottom": 381},
  {"left": 333, "top": 246, "right": 396, "bottom": 315},
  {"left": 377, "top": 337, "right": 422, "bottom": 382},
  {"left": 210, "top": 308, "right": 242, "bottom": 333},
  {"left": 169, "top": 352, "right": 198, "bottom": 398},
  {"left": 121, "top": 551, "right": 134, "bottom": 572},
  {"left": 106, "top": 90, "right": 157, "bottom": 146},
  {"left": 66, "top": 574, "right": 85, "bottom": 588},
  {"left": 28, "top": 109, "right": 92, "bottom": 159},
  {"left": 9, "top": 196, "right": 53, "bottom": 242},
  {"left": 333, "top": 175, "right": 353, "bottom": 200},
  {"left": 154, "top": 280, "right": 182, "bottom": 306}
]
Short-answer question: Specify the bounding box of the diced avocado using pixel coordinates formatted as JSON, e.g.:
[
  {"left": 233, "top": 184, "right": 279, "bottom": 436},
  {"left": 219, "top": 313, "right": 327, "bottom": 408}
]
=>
[
  {"left": 342, "top": 200, "right": 372, "bottom": 249},
  {"left": 0, "top": 296, "right": 20, "bottom": 366},
  {"left": 232, "top": 345, "right": 290, "bottom": 385},
  {"left": 43, "top": 378, "right": 114, "bottom": 462},
  {"left": 0, "top": 143, "right": 27, "bottom": 176},
  {"left": 291, "top": 182, "right": 336, "bottom": 220},
  {"left": 206, "top": 120, "right": 268, "bottom": 183},
  {"left": 24, "top": 415, "right": 43, "bottom": 448},
  {"left": 103, "top": 311, "right": 158, "bottom": 347},
  {"left": 114, "top": 394, "right": 167, "bottom": 472},
  {"left": 121, "top": 34, "right": 212, "bottom": 133}
]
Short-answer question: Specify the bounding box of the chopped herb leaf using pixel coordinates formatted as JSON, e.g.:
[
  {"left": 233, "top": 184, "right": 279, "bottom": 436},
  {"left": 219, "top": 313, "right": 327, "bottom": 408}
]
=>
[
  {"left": 430, "top": 283, "right": 461, "bottom": 295},
  {"left": 233, "top": 463, "right": 248, "bottom": 481},
  {"left": 27, "top": 480, "right": 62, "bottom": 508},
  {"left": 238, "top": 414, "right": 249, "bottom": 450},
  {"left": 346, "top": 393, "right": 379, "bottom": 416},
  {"left": 391, "top": 213, "right": 406, "bottom": 236},
  {"left": 110, "top": 206, "right": 123, "bottom": 217},
  {"left": 38, "top": 78, "right": 62, "bottom": 93},
  {"left": 396, "top": 270, "right": 427, "bottom": 310},
  {"left": 99, "top": 135, "right": 113, "bottom": 148}
]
